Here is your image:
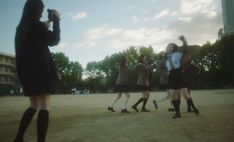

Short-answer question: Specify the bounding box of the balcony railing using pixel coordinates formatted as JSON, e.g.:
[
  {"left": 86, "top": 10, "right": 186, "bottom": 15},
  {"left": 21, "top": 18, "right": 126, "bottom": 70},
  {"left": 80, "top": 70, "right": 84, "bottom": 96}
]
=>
[
  {"left": 0, "top": 80, "right": 15, "bottom": 85},
  {"left": 0, "top": 62, "right": 15, "bottom": 67},
  {"left": 0, "top": 71, "right": 16, "bottom": 76}
]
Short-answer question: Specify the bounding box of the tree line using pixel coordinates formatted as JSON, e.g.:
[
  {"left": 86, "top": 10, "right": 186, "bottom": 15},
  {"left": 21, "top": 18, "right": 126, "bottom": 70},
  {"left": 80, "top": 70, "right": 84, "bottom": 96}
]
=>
[{"left": 52, "top": 35, "right": 234, "bottom": 94}]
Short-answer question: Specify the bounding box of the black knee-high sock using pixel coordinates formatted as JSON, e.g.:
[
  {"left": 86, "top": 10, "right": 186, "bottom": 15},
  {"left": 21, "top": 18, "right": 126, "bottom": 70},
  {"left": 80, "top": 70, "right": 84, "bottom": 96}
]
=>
[
  {"left": 187, "top": 99, "right": 199, "bottom": 112},
  {"left": 177, "top": 100, "right": 181, "bottom": 114},
  {"left": 14, "top": 107, "right": 36, "bottom": 142},
  {"left": 172, "top": 100, "right": 180, "bottom": 114},
  {"left": 172, "top": 100, "right": 177, "bottom": 112},
  {"left": 37, "top": 110, "right": 49, "bottom": 142},
  {"left": 133, "top": 97, "right": 144, "bottom": 107},
  {"left": 186, "top": 100, "right": 192, "bottom": 110},
  {"left": 142, "top": 98, "right": 148, "bottom": 109}
]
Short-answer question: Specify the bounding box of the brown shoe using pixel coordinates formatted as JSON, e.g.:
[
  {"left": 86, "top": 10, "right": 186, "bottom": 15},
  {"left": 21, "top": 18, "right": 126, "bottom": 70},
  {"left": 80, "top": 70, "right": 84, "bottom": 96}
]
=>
[
  {"left": 172, "top": 113, "right": 181, "bottom": 119},
  {"left": 131, "top": 106, "right": 139, "bottom": 112},
  {"left": 108, "top": 107, "right": 115, "bottom": 112},
  {"left": 121, "top": 109, "right": 131, "bottom": 113},
  {"left": 141, "top": 108, "right": 150, "bottom": 112}
]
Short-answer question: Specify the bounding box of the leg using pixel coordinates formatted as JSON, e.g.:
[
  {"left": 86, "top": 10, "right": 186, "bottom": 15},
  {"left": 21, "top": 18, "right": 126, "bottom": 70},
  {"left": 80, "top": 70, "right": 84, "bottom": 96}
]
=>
[
  {"left": 168, "top": 101, "right": 175, "bottom": 111},
  {"left": 181, "top": 88, "right": 199, "bottom": 115},
  {"left": 141, "top": 91, "right": 150, "bottom": 112},
  {"left": 167, "top": 89, "right": 175, "bottom": 111},
  {"left": 14, "top": 96, "right": 39, "bottom": 142},
  {"left": 121, "top": 93, "right": 131, "bottom": 113},
  {"left": 181, "top": 88, "right": 193, "bottom": 112},
  {"left": 37, "top": 94, "right": 50, "bottom": 142},
  {"left": 132, "top": 93, "right": 145, "bottom": 112},
  {"left": 172, "top": 90, "right": 181, "bottom": 118},
  {"left": 157, "top": 93, "right": 170, "bottom": 103},
  {"left": 153, "top": 90, "right": 170, "bottom": 109},
  {"left": 167, "top": 90, "right": 175, "bottom": 111},
  {"left": 108, "top": 93, "right": 122, "bottom": 112}
]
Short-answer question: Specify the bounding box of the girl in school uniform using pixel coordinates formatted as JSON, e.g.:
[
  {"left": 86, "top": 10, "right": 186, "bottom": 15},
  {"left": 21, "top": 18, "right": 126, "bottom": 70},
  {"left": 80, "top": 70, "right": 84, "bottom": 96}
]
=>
[
  {"left": 166, "top": 36, "right": 199, "bottom": 118},
  {"left": 108, "top": 55, "right": 131, "bottom": 113},
  {"left": 132, "top": 55, "right": 151, "bottom": 112},
  {"left": 152, "top": 52, "right": 174, "bottom": 111},
  {"left": 14, "top": 0, "right": 60, "bottom": 141}
]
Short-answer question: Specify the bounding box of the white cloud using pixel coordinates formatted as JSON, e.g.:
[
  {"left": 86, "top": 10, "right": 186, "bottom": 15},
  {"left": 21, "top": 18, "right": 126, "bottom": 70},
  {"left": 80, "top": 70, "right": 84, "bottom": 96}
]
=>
[
  {"left": 169, "top": 12, "right": 222, "bottom": 45},
  {"left": 107, "top": 28, "right": 174, "bottom": 51},
  {"left": 153, "top": 9, "right": 170, "bottom": 19},
  {"left": 78, "top": 8, "right": 222, "bottom": 52},
  {"left": 77, "top": 41, "right": 97, "bottom": 48},
  {"left": 202, "top": 9, "right": 217, "bottom": 17},
  {"left": 181, "top": 0, "right": 217, "bottom": 17},
  {"left": 143, "top": 9, "right": 171, "bottom": 21},
  {"left": 57, "top": 42, "right": 68, "bottom": 48},
  {"left": 77, "top": 25, "right": 176, "bottom": 52},
  {"left": 63, "top": 0, "right": 221, "bottom": 62},
  {"left": 128, "top": 6, "right": 134, "bottom": 10},
  {"left": 57, "top": 11, "right": 222, "bottom": 66},
  {"left": 71, "top": 12, "right": 88, "bottom": 21},
  {"left": 143, "top": 17, "right": 150, "bottom": 22},
  {"left": 142, "top": 10, "right": 147, "bottom": 14},
  {"left": 171, "top": 11, "right": 179, "bottom": 16},
  {"left": 178, "top": 17, "right": 192, "bottom": 22},
  {"left": 84, "top": 25, "right": 120, "bottom": 40},
  {"left": 132, "top": 16, "right": 139, "bottom": 23}
]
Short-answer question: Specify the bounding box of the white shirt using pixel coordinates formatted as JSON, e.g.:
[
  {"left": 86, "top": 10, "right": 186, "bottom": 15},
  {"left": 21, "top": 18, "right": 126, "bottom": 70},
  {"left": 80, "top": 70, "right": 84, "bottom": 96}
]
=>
[{"left": 166, "top": 52, "right": 183, "bottom": 71}]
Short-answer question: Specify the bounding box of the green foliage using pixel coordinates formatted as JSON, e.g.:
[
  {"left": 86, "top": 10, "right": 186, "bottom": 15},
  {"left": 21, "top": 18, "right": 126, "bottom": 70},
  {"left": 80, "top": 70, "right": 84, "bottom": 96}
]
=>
[
  {"left": 85, "top": 46, "right": 161, "bottom": 92},
  {"left": 52, "top": 36, "right": 234, "bottom": 93},
  {"left": 52, "top": 52, "right": 83, "bottom": 93},
  {"left": 218, "top": 35, "right": 234, "bottom": 86},
  {"left": 193, "top": 35, "right": 234, "bottom": 88},
  {"left": 84, "top": 37, "right": 234, "bottom": 91},
  {"left": 85, "top": 61, "right": 106, "bottom": 93}
]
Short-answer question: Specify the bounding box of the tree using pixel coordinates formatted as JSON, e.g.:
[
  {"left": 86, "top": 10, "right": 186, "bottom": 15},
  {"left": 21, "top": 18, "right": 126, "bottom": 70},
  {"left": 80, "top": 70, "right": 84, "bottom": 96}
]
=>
[
  {"left": 85, "top": 61, "right": 106, "bottom": 93},
  {"left": 52, "top": 52, "right": 83, "bottom": 93},
  {"left": 53, "top": 35, "right": 234, "bottom": 93},
  {"left": 193, "top": 36, "right": 234, "bottom": 88},
  {"left": 218, "top": 35, "right": 234, "bottom": 87},
  {"left": 100, "top": 53, "right": 122, "bottom": 90}
]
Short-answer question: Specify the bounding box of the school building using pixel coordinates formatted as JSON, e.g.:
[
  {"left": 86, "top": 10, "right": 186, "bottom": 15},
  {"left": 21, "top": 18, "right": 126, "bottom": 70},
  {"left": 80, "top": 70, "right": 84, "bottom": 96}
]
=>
[
  {"left": 0, "top": 52, "right": 20, "bottom": 96},
  {"left": 221, "top": 0, "right": 234, "bottom": 36}
]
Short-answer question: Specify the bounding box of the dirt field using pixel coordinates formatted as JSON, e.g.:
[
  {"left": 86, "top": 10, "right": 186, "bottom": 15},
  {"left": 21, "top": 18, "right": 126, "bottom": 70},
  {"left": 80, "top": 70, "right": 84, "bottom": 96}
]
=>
[{"left": 0, "top": 89, "right": 234, "bottom": 142}]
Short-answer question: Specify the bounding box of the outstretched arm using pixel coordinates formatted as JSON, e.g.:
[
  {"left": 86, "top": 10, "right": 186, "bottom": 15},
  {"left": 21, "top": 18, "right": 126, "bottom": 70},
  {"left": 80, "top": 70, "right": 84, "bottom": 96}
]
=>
[
  {"left": 46, "top": 10, "right": 61, "bottom": 46},
  {"left": 179, "top": 35, "right": 187, "bottom": 46},
  {"left": 47, "top": 21, "right": 60, "bottom": 46},
  {"left": 179, "top": 35, "right": 188, "bottom": 53}
]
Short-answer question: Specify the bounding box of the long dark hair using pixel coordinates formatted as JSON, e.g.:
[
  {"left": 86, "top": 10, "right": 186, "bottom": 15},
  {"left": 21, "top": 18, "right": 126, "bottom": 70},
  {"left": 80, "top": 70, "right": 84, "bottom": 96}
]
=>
[
  {"left": 138, "top": 55, "right": 146, "bottom": 63},
  {"left": 120, "top": 55, "right": 127, "bottom": 68},
  {"left": 17, "top": 0, "right": 44, "bottom": 38},
  {"left": 168, "top": 43, "right": 179, "bottom": 52}
]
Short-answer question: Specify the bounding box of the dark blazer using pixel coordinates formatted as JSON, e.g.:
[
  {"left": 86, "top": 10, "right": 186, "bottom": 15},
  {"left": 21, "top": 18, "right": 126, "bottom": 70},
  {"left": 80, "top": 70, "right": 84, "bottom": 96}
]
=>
[{"left": 15, "top": 20, "right": 60, "bottom": 95}]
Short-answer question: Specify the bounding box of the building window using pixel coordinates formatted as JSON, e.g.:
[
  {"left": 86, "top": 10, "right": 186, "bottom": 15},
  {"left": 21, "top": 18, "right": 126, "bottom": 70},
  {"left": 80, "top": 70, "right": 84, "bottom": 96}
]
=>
[
  {"left": 0, "top": 57, "right": 3, "bottom": 63},
  {"left": 0, "top": 76, "right": 3, "bottom": 82}
]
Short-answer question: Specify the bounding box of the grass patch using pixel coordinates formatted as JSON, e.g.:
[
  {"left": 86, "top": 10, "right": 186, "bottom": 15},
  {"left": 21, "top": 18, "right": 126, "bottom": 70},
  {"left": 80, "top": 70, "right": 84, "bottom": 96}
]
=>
[{"left": 0, "top": 89, "right": 234, "bottom": 142}]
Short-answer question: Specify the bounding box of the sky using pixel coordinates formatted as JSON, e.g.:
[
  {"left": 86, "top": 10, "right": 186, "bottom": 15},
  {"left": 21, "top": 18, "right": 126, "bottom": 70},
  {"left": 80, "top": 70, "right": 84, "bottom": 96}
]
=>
[{"left": 0, "top": 0, "right": 223, "bottom": 67}]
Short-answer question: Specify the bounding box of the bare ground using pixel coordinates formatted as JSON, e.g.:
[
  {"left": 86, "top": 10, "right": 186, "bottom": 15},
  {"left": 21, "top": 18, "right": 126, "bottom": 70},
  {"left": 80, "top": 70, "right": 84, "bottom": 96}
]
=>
[{"left": 0, "top": 89, "right": 234, "bottom": 142}]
